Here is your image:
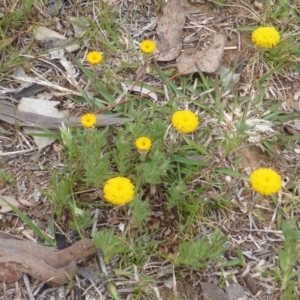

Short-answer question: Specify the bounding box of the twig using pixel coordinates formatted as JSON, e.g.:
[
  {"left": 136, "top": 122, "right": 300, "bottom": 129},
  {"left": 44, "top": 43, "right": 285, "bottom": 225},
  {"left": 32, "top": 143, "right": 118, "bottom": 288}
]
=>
[
  {"left": 0, "top": 148, "right": 36, "bottom": 156},
  {"left": 151, "top": 284, "right": 164, "bottom": 300},
  {"left": 0, "top": 99, "right": 130, "bottom": 129},
  {"left": 98, "top": 252, "right": 108, "bottom": 276},
  {"left": 234, "top": 228, "right": 283, "bottom": 234},
  {"left": 91, "top": 208, "right": 100, "bottom": 238},
  {"left": 23, "top": 273, "right": 35, "bottom": 300}
]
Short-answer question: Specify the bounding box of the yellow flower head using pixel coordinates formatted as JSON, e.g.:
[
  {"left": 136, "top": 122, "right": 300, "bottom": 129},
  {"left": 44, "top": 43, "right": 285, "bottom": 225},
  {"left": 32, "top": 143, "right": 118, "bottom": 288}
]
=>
[
  {"left": 252, "top": 27, "right": 280, "bottom": 49},
  {"left": 135, "top": 136, "right": 152, "bottom": 151},
  {"left": 81, "top": 113, "right": 97, "bottom": 128},
  {"left": 171, "top": 110, "right": 199, "bottom": 134},
  {"left": 140, "top": 40, "right": 156, "bottom": 54},
  {"left": 86, "top": 51, "right": 103, "bottom": 65},
  {"left": 250, "top": 168, "right": 282, "bottom": 196},
  {"left": 103, "top": 176, "right": 135, "bottom": 205}
]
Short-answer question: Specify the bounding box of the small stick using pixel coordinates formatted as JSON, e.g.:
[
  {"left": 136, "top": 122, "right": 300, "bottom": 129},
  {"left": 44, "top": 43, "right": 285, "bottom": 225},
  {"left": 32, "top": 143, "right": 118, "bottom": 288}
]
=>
[{"left": 23, "top": 273, "right": 35, "bottom": 300}]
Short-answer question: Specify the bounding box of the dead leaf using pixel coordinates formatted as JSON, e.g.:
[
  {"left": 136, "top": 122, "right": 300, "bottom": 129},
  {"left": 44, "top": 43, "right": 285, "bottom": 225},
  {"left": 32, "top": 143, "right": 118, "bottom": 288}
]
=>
[
  {"left": 254, "top": 0, "right": 264, "bottom": 11},
  {"left": 245, "top": 119, "right": 275, "bottom": 134},
  {"left": 216, "top": 65, "right": 241, "bottom": 92},
  {"left": 0, "top": 232, "right": 97, "bottom": 286},
  {"left": 155, "top": 0, "right": 186, "bottom": 62},
  {"left": 78, "top": 267, "right": 101, "bottom": 283},
  {"left": 18, "top": 97, "right": 65, "bottom": 149},
  {"left": 47, "top": 0, "right": 63, "bottom": 16},
  {"left": 0, "top": 195, "right": 34, "bottom": 213},
  {"left": 122, "top": 83, "right": 158, "bottom": 102},
  {"left": 69, "top": 17, "right": 90, "bottom": 37},
  {"left": 102, "top": 0, "right": 119, "bottom": 5},
  {"left": 283, "top": 120, "right": 300, "bottom": 136},
  {"left": 13, "top": 65, "right": 32, "bottom": 88},
  {"left": 160, "top": 280, "right": 202, "bottom": 300},
  {"left": 12, "top": 71, "right": 82, "bottom": 96},
  {"left": 0, "top": 36, "right": 17, "bottom": 49},
  {"left": 35, "top": 26, "right": 80, "bottom": 52},
  {"left": 240, "top": 272, "right": 258, "bottom": 296},
  {"left": 176, "top": 33, "right": 225, "bottom": 74}
]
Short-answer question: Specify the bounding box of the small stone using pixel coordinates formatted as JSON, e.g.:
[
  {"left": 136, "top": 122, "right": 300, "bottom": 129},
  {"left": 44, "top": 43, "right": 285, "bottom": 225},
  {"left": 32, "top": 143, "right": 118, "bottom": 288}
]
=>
[
  {"left": 294, "top": 92, "right": 300, "bottom": 101},
  {"left": 225, "top": 176, "right": 232, "bottom": 184},
  {"left": 295, "top": 148, "right": 300, "bottom": 154},
  {"left": 202, "top": 283, "right": 229, "bottom": 300},
  {"left": 226, "top": 283, "right": 246, "bottom": 300}
]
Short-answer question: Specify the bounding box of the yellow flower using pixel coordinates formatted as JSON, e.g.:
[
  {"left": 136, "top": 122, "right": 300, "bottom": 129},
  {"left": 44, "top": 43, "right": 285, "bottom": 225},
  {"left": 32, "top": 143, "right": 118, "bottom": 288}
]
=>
[
  {"left": 135, "top": 137, "right": 152, "bottom": 151},
  {"left": 81, "top": 113, "right": 97, "bottom": 128},
  {"left": 171, "top": 110, "right": 199, "bottom": 134},
  {"left": 103, "top": 177, "right": 135, "bottom": 205},
  {"left": 140, "top": 40, "right": 156, "bottom": 54},
  {"left": 250, "top": 168, "right": 282, "bottom": 195},
  {"left": 86, "top": 51, "right": 103, "bottom": 65},
  {"left": 251, "top": 27, "right": 280, "bottom": 49}
]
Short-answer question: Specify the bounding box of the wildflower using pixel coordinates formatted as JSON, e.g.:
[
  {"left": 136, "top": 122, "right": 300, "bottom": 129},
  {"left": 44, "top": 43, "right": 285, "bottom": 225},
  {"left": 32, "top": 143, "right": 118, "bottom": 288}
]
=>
[
  {"left": 171, "top": 110, "right": 199, "bottom": 134},
  {"left": 81, "top": 113, "right": 97, "bottom": 128},
  {"left": 135, "top": 136, "right": 152, "bottom": 151},
  {"left": 250, "top": 168, "right": 282, "bottom": 196},
  {"left": 251, "top": 27, "right": 280, "bottom": 49},
  {"left": 139, "top": 40, "right": 156, "bottom": 54},
  {"left": 86, "top": 51, "right": 103, "bottom": 65},
  {"left": 103, "top": 176, "right": 135, "bottom": 205}
]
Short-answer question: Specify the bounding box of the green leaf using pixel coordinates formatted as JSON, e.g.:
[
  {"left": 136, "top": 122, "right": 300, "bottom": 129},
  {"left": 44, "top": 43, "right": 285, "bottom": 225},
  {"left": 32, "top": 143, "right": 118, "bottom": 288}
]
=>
[
  {"left": 0, "top": 169, "right": 15, "bottom": 183},
  {"left": 70, "top": 54, "right": 115, "bottom": 104},
  {"left": 223, "top": 258, "right": 243, "bottom": 267},
  {"left": 182, "top": 135, "right": 209, "bottom": 155},
  {"left": 170, "top": 154, "right": 209, "bottom": 166},
  {"left": 215, "top": 168, "right": 248, "bottom": 179},
  {"left": 176, "top": 229, "right": 227, "bottom": 268},
  {"left": 237, "top": 26, "right": 257, "bottom": 31},
  {"left": 94, "top": 229, "right": 127, "bottom": 263},
  {"left": 153, "top": 59, "right": 183, "bottom": 97}
]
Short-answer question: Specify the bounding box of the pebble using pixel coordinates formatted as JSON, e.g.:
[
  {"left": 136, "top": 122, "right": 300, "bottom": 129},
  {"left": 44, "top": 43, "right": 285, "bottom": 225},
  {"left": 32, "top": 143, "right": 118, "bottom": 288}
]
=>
[{"left": 294, "top": 92, "right": 300, "bottom": 101}]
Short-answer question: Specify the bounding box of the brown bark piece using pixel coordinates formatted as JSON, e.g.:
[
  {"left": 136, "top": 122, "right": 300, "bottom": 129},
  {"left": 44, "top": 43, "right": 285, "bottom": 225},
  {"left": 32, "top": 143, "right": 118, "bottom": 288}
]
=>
[
  {"left": 0, "top": 247, "right": 76, "bottom": 286},
  {"left": 0, "top": 100, "right": 130, "bottom": 130},
  {"left": 155, "top": 0, "right": 186, "bottom": 62},
  {"left": 0, "top": 232, "right": 97, "bottom": 286},
  {"left": 176, "top": 33, "right": 225, "bottom": 74}
]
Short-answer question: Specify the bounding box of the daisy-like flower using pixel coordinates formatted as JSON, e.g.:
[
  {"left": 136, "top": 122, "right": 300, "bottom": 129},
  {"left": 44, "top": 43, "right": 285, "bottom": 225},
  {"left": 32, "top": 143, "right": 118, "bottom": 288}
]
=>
[
  {"left": 81, "top": 113, "right": 97, "bottom": 128},
  {"left": 139, "top": 40, "right": 156, "bottom": 54},
  {"left": 86, "top": 51, "right": 103, "bottom": 65},
  {"left": 251, "top": 27, "right": 280, "bottom": 49},
  {"left": 103, "top": 176, "right": 135, "bottom": 205},
  {"left": 135, "top": 136, "right": 152, "bottom": 151},
  {"left": 250, "top": 168, "right": 282, "bottom": 196},
  {"left": 171, "top": 110, "right": 199, "bottom": 134}
]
